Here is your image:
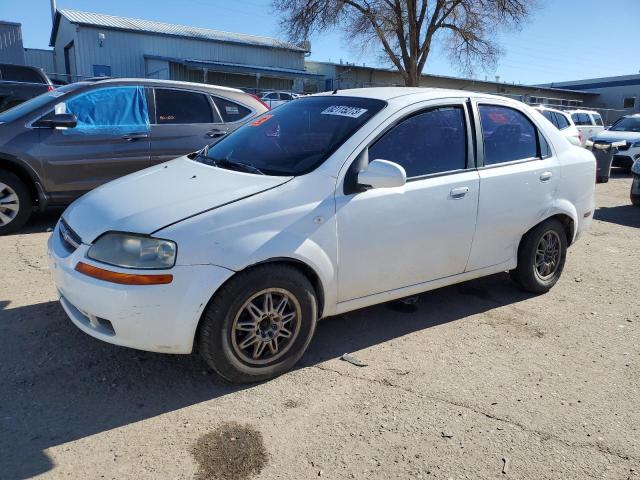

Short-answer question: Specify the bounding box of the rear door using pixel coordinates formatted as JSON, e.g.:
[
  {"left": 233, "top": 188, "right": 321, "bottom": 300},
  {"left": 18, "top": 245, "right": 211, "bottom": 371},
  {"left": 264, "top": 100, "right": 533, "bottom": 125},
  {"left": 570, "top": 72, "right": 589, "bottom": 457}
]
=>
[
  {"left": 35, "top": 85, "right": 151, "bottom": 201},
  {"left": 149, "top": 87, "right": 227, "bottom": 164},
  {"left": 466, "top": 101, "right": 560, "bottom": 271}
]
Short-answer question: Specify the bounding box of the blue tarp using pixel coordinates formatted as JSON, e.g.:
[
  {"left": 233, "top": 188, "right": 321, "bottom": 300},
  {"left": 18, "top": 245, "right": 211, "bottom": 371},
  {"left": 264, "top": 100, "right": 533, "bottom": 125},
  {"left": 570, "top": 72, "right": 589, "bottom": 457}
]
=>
[{"left": 63, "top": 86, "right": 149, "bottom": 135}]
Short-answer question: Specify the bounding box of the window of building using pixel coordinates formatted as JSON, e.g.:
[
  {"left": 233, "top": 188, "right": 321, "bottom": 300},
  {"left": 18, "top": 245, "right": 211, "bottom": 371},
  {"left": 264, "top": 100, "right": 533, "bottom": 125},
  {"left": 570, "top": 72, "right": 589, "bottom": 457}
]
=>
[
  {"left": 479, "top": 105, "right": 538, "bottom": 165},
  {"left": 368, "top": 106, "right": 467, "bottom": 178},
  {"left": 212, "top": 96, "right": 252, "bottom": 123},
  {"left": 623, "top": 97, "right": 636, "bottom": 109},
  {"left": 154, "top": 89, "right": 214, "bottom": 124}
]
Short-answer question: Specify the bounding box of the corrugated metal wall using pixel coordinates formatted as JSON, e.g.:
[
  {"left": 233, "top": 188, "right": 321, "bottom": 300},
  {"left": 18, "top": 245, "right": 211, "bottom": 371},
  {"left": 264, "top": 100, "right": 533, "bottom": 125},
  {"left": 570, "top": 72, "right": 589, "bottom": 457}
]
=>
[
  {"left": 52, "top": 18, "right": 77, "bottom": 81},
  {"left": 70, "top": 24, "right": 304, "bottom": 79},
  {"left": 0, "top": 22, "right": 25, "bottom": 65},
  {"left": 24, "top": 48, "right": 55, "bottom": 74}
]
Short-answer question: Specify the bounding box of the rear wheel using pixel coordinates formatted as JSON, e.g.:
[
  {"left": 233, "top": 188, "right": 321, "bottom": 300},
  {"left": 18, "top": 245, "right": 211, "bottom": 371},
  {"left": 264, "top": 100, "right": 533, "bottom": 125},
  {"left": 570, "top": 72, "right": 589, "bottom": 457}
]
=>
[
  {"left": 198, "top": 264, "right": 318, "bottom": 383},
  {"left": 596, "top": 175, "right": 609, "bottom": 184},
  {"left": 510, "top": 218, "right": 567, "bottom": 294},
  {"left": 0, "top": 171, "right": 32, "bottom": 235}
]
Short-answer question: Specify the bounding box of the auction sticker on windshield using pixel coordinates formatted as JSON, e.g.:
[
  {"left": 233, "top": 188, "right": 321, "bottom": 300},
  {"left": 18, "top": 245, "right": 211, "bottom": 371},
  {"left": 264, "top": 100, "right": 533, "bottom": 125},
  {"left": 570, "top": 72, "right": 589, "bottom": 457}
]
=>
[{"left": 321, "top": 105, "right": 368, "bottom": 118}]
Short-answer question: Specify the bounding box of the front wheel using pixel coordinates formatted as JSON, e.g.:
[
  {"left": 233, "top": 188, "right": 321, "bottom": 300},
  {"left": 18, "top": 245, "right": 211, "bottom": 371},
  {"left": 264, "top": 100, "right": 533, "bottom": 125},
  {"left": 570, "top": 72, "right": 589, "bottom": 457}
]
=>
[
  {"left": 0, "top": 171, "right": 32, "bottom": 235},
  {"left": 198, "top": 264, "right": 318, "bottom": 383},
  {"left": 510, "top": 218, "right": 567, "bottom": 294}
]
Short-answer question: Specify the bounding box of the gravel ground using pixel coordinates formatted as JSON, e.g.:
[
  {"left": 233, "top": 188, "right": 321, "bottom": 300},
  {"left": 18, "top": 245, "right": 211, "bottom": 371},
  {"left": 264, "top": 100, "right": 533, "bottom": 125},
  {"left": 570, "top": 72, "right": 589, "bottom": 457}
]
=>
[{"left": 1, "top": 173, "right": 639, "bottom": 480}]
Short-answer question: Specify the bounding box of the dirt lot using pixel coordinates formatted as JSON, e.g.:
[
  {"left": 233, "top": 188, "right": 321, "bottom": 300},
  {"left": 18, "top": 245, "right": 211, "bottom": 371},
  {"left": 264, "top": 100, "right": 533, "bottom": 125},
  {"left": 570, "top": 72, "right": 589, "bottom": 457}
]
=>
[{"left": 1, "top": 173, "right": 639, "bottom": 480}]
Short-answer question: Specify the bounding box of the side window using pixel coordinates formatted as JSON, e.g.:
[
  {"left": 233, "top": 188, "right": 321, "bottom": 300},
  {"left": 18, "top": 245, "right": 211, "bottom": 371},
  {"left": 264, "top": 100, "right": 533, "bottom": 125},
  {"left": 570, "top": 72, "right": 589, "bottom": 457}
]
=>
[
  {"left": 280, "top": 92, "right": 293, "bottom": 101},
  {"left": 212, "top": 96, "right": 252, "bottom": 123},
  {"left": 541, "top": 110, "right": 557, "bottom": 127},
  {"left": 265, "top": 92, "right": 278, "bottom": 99},
  {"left": 154, "top": 89, "right": 214, "bottom": 124},
  {"left": 554, "top": 112, "right": 570, "bottom": 130},
  {"left": 479, "top": 105, "right": 538, "bottom": 165},
  {"left": 368, "top": 106, "right": 467, "bottom": 178},
  {"left": 572, "top": 112, "right": 591, "bottom": 126},
  {"left": 592, "top": 114, "right": 603, "bottom": 126},
  {"left": 53, "top": 86, "right": 149, "bottom": 134}
]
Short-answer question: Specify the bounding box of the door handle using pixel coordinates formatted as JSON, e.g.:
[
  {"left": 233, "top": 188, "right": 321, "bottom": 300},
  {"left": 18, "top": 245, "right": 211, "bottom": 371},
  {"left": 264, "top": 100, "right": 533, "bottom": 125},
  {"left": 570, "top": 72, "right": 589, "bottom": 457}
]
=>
[
  {"left": 122, "top": 133, "right": 149, "bottom": 141},
  {"left": 450, "top": 186, "right": 469, "bottom": 199},
  {"left": 539, "top": 171, "right": 553, "bottom": 182},
  {"left": 206, "top": 129, "right": 226, "bottom": 138}
]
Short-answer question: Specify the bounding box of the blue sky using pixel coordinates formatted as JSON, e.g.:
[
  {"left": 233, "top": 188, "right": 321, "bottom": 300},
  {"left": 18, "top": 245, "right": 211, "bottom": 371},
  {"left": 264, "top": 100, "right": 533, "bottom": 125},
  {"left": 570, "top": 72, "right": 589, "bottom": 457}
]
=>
[{"left": 3, "top": 0, "right": 639, "bottom": 84}]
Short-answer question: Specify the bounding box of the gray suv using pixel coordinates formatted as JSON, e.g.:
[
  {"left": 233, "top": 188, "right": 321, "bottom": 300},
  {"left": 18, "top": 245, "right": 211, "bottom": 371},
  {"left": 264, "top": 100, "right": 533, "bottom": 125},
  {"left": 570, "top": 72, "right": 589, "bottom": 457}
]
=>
[{"left": 0, "top": 78, "right": 267, "bottom": 234}]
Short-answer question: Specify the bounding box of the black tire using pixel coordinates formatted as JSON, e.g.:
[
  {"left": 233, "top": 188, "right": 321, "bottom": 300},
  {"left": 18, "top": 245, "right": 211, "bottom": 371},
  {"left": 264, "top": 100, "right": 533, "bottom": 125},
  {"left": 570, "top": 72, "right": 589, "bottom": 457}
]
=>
[
  {"left": 631, "top": 195, "right": 640, "bottom": 207},
  {"left": 198, "top": 264, "right": 318, "bottom": 383},
  {"left": 596, "top": 175, "right": 609, "bottom": 184},
  {"left": 510, "top": 218, "right": 567, "bottom": 294},
  {"left": 0, "top": 170, "right": 32, "bottom": 235}
]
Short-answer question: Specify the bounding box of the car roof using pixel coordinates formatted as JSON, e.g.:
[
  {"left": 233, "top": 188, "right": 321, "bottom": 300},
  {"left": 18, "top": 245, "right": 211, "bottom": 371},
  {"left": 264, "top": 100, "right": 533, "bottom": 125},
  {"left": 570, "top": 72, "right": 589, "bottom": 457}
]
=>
[
  {"left": 566, "top": 109, "right": 601, "bottom": 115},
  {"left": 313, "top": 87, "right": 514, "bottom": 103},
  {"left": 89, "top": 77, "right": 244, "bottom": 94},
  {"left": 534, "top": 105, "right": 570, "bottom": 116}
]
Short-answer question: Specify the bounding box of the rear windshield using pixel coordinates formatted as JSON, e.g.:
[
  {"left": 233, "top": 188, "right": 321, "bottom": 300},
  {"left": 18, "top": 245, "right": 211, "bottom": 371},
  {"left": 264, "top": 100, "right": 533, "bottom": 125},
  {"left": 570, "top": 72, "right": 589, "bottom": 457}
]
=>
[
  {"left": 0, "top": 84, "right": 82, "bottom": 123},
  {"left": 0, "top": 65, "right": 45, "bottom": 83},
  {"left": 196, "top": 96, "right": 386, "bottom": 176},
  {"left": 610, "top": 117, "right": 640, "bottom": 132}
]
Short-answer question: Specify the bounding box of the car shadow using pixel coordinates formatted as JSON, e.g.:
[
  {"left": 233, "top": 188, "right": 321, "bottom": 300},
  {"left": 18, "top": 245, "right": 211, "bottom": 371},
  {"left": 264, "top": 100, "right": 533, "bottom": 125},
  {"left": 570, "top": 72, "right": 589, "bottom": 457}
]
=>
[
  {"left": 594, "top": 204, "right": 640, "bottom": 228},
  {"left": 0, "top": 273, "right": 532, "bottom": 479},
  {"left": 6, "top": 208, "right": 64, "bottom": 236}
]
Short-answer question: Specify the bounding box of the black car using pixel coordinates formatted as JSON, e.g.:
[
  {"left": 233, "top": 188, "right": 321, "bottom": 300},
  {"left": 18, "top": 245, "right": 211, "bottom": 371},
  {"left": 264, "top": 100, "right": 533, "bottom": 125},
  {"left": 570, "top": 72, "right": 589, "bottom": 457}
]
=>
[
  {"left": 0, "top": 78, "right": 267, "bottom": 234},
  {"left": 0, "top": 63, "right": 55, "bottom": 113}
]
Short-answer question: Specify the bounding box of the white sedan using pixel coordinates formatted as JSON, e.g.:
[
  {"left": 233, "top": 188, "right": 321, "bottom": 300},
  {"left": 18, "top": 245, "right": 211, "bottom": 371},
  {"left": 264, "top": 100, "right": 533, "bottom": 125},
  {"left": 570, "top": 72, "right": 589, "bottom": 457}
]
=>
[
  {"left": 48, "top": 88, "right": 596, "bottom": 382},
  {"left": 534, "top": 106, "right": 582, "bottom": 146}
]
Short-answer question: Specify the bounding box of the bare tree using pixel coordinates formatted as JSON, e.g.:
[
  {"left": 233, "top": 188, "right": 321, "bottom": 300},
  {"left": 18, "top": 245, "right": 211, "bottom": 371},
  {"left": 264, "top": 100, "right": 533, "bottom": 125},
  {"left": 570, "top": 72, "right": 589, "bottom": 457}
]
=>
[{"left": 274, "top": 0, "right": 535, "bottom": 86}]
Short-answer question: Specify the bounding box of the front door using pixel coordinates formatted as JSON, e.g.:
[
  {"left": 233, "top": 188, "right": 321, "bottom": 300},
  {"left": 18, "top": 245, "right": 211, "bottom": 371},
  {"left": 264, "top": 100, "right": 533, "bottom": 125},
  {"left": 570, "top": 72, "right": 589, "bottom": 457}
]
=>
[
  {"left": 335, "top": 102, "right": 479, "bottom": 302},
  {"left": 35, "top": 85, "right": 151, "bottom": 202},
  {"left": 149, "top": 87, "right": 228, "bottom": 164},
  {"left": 466, "top": 102, "right": 560, "bottom": 271}
]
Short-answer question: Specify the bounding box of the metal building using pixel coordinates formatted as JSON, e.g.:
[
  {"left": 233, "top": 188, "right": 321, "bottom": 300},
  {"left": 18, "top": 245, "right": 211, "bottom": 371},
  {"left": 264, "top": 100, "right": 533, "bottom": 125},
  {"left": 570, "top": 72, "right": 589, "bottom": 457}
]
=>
[
  {"left": 49, "top": 8, "right": 319, "bottom": 91},
  {"left": 0, "top": 21, "right": 26, "bottom": 65},
  {"left": 305, "top": 60, "right": 596, "bottom": 108}
]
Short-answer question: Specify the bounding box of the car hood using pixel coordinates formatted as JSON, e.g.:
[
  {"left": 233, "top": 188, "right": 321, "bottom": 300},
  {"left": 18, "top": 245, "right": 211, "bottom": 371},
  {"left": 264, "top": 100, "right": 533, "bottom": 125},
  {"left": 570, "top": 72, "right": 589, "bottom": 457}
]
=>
[
  {"left": 64, "top": 156, "right": 292, "bottom": 242},
  {"left": 591, "top": 130, "right": 640, "bottom": 143}
]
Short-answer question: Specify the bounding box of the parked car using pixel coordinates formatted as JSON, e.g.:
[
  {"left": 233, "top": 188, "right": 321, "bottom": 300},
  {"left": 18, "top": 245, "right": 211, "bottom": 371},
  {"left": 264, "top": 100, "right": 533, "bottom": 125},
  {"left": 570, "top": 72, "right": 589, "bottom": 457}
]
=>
[
  {"left": 0, "top": 63, "right": 54, "bottom": 113},
  {"left": 566, "top": 109, "right": 604, "bottom": 146},
  {"left": 589, "top": 114, "right": 640, "bottom": 171},
  {"left": 0, "top": 78, "right": 267, "bottom": 234},
  {"left": 534, "top": 106, "right": 581, "bottom": 146},
  {"left": 260, "top": 90, "right": 298, "bottom": 109},
  {"left": 48, "top": 88, "right": 596, "bottom": 383},
  {"left": 631, "top": 158, "right": 640, "bottom": 206}
]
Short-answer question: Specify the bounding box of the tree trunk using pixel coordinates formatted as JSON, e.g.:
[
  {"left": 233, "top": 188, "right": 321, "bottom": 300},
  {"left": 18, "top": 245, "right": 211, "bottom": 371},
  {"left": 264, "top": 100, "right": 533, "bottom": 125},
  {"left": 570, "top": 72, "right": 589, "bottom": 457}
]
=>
[{"left": 404, "top": 66, "right": 420, "bottom": 87}]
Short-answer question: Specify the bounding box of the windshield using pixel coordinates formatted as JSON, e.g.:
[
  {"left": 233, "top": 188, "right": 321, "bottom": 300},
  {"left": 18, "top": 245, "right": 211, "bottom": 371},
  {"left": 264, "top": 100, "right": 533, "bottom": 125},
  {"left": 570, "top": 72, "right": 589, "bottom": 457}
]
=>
[
  {"left": 0, "top": 83, "right": 83, "bottom": 123},
  {"left": 195, "top": 96, "right": 386, "bottom": 176},
  {"left": 610, "top": 117, "right": 640, "bottom": 132}
]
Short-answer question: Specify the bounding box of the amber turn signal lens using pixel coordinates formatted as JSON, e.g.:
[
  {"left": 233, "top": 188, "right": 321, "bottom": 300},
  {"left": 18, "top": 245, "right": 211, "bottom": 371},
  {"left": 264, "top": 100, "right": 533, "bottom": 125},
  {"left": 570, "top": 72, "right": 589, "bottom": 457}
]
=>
[{"left": 75, "top": 262, "right": 173, "bottom": 285}]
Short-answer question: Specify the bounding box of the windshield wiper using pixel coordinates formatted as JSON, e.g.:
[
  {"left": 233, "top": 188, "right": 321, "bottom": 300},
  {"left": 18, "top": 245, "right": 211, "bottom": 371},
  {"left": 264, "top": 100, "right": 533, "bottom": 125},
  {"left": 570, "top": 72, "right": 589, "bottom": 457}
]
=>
[{"left": 207, "top": 157, "right": 265, "bottom": 175}]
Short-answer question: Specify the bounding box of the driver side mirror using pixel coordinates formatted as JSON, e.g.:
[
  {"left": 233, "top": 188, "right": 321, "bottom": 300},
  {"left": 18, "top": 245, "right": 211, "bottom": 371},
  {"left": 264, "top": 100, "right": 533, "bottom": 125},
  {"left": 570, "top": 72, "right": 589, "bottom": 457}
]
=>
[
  {"left": 33, "top": 113, "right": 77, "bottom": 129},
  {"left": 357, "top": 159, "right": 407, "bottom": 190}
]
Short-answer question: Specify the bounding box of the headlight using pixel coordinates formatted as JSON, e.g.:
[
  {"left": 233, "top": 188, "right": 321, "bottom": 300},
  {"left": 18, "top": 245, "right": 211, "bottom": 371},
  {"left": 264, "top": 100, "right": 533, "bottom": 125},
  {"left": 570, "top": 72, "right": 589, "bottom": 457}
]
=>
[{"left": 88, "top": 232, "right": 177, "bottom": 269}]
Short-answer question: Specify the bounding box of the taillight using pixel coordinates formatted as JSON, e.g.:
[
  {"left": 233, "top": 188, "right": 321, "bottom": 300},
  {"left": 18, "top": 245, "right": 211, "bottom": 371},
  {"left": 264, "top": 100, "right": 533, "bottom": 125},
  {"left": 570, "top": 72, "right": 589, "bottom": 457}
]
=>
[
  {"left": 250, "top": 94, "right": 270, "bottom": 110},
  {"left": 47, "top": 85, "right": 55, "bottom": 91},
  {"left": 578, "top": 131, "right": 582, "bottom": 144}
]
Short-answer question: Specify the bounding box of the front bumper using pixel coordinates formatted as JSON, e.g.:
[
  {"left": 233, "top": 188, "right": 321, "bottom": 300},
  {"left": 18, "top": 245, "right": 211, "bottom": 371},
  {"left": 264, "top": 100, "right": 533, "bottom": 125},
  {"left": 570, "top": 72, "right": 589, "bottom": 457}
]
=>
[{"left": 48, "top": 221, "right": 234, "bottom": 354}]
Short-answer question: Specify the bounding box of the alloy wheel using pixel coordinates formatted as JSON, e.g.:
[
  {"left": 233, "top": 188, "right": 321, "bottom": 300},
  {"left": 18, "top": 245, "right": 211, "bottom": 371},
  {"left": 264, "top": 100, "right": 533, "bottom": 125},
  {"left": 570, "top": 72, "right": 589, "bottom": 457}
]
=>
[
  {"left": 534, "top": 230, "right": 561, "bottom": 280},
  {"left": 231, "top": 288, "right": 302, "bottom": 366},
  {"left": 0, "top": 182, "right": 20, "bottom": 226}
]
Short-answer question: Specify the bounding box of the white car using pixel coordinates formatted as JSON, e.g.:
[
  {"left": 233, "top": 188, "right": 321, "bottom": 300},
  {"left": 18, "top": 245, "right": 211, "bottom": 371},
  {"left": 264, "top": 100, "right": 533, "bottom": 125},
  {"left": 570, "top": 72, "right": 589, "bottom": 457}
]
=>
[
  {"left": 566, "top": 109, "right": 605, "bottom": 146},
  {"left": 534, "top": 106, "right": 582, "bottom": 146},
  {"left": 48, "top": 88, "right": 596, "bottom": 383},
  {"left": 589, "top": 114, "right": 640, "bottom": 171},
  {"left": 260, "top": 91, "right": 298, "bottom": 109}
]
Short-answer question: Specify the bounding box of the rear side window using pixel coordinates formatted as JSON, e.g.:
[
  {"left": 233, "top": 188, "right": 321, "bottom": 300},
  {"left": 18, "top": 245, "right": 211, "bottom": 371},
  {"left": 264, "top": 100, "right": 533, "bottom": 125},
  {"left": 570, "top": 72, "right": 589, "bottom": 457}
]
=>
[
  {"left": 541, "top": 110, "right": 557, "bottom": 127},
  {"left": 571, "top": 112, "right": 592, "bottom": 126},
  {"left": 154, "top": 89, "right": 214, "bottom": 124},
  {"left": 212, "top": 97, "right": 252, "bottom": 122},
  {"left": 592, "top": 114, "right": 603, "bottom": 126},
  {"left": 479, "top": 105, "right": 538, "bottom": 165},
  {"left": 0, "top": 65, "right": 45, "bottom": 83},
  {"left": 369, "top": 106, "right": 467, "bottom": 178},
  {"left": 554, "top": 112, "right": 570, "bottom": 130}
]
